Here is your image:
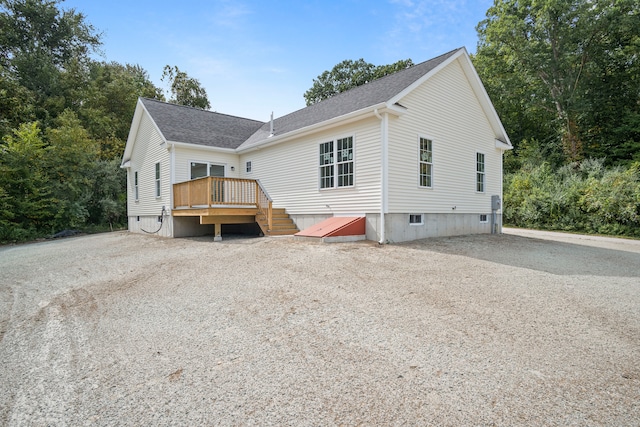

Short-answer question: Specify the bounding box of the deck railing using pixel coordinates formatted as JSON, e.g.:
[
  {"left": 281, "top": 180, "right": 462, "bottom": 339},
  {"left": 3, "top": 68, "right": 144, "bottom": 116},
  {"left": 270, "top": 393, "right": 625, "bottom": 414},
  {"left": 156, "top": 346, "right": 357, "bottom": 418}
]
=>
[
  {"left": 255, "top": 179, "right": 273, "bottom": 232},
  {"left": 173, "top": 177, "right": 273, "bottom": 230}
]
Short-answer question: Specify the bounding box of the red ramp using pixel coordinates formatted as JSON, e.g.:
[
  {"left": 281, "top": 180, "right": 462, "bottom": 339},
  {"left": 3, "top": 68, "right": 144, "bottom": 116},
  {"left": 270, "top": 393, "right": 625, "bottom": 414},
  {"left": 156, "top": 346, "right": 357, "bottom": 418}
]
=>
[{"left": 295, "top": 216, "right": 365, "bottom": 238}]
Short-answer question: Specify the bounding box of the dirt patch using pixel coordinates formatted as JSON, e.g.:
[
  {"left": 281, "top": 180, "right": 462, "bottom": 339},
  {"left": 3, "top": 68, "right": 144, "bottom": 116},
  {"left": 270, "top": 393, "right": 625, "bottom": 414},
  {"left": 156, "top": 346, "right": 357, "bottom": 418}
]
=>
[{"left": 1, "top": 231, "right": 638, "bottom": 425}]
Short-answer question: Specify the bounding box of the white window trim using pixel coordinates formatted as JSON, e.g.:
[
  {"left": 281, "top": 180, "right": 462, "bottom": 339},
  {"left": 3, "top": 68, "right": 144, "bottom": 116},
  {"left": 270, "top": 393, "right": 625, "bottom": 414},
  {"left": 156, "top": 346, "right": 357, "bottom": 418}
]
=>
[
  {"left": 418, "top": 135, "right": 434, "bottom": 189},
  {"left": 409, "top": 214, "right": 424, "bottom": 225},
  {"left": 318, "top": 134, "right": 355, "bottom": 190},
  {"left": 476, "top": 151, "right": 485, "bottom": 193},
  {"left": 245, "top": 161, "right": 252, "bottom": 174},
  {"left": 480, "top": 214, "right": 488, "bottom": 223},
  {"left": 154, "top": 162, "right": 161, "bottom": 198}
]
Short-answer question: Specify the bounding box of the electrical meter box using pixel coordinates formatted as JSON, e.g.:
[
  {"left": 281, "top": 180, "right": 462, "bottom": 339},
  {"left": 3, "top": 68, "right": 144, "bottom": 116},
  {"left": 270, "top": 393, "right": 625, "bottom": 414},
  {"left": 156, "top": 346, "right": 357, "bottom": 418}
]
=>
[{"left": 491, "top": 195, "right": 501, "bottom": 211}]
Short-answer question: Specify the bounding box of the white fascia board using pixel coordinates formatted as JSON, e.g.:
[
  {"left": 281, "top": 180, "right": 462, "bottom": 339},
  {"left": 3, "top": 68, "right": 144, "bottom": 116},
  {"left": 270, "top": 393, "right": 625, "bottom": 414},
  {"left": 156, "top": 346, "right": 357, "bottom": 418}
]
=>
[
  {"left": 496, "top": 139, "right": 513, "bottom": 150},
  {"left": 120, "top": 160, "right": 131, "bottom": 169},
  {"left": 163, "top": 140, "right": 237, "bottom": 154},
  {"left": 237, "top": 103, "right": 404, "bottom": 154}
]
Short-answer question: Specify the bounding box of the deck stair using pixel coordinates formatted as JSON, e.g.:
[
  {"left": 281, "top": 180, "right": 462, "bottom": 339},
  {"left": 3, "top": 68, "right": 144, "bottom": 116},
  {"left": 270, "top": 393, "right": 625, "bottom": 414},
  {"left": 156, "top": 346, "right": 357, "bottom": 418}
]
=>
[{"left": 256, "top": 208, "right": 298, "bottom": 236}]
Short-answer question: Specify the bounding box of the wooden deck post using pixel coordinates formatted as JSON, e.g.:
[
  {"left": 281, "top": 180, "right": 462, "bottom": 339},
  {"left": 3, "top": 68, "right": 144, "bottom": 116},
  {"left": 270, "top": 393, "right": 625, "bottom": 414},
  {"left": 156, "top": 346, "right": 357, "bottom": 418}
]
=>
[{"left": 213, "top": 223, "right": 222, "bottom": 241}]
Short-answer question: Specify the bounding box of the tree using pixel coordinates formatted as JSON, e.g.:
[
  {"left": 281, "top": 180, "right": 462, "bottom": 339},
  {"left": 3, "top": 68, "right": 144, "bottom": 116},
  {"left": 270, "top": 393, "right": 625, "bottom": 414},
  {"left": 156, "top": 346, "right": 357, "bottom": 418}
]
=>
[
  {"left": 77, "top": 62, "right": 164, "bottom": 158},
  {"left": 475, "top": 0, "right": 640, "bottom": 163},
  {"left": 161, "top": 65, "right": 210, "bottom": 110},
  {"left": 45, "top": 110, "right": 100, "bottom": 229},
  {"left": 304, "top": 58, "right": 414, "bottom": 106},
  {"left": 0, "top": 0, "right": 101, "bottom": 104},
  {"left": 0, "top": 122, "right": 53, "bottom": 240}
]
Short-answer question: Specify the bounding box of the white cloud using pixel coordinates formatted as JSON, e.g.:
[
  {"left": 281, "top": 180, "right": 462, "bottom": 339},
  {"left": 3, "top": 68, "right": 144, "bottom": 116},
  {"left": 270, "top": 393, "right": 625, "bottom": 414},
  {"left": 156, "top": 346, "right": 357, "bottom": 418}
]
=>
[{"left": 209, "top": 0, "right": 253, "bottom": 29}]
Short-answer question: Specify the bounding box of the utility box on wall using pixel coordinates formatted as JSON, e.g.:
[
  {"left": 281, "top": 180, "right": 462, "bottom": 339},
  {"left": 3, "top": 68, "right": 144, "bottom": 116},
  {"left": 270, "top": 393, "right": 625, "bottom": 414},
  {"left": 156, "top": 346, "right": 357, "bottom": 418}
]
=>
[{"left": 491, "top": 195, "right": 501, "bottom": 211}]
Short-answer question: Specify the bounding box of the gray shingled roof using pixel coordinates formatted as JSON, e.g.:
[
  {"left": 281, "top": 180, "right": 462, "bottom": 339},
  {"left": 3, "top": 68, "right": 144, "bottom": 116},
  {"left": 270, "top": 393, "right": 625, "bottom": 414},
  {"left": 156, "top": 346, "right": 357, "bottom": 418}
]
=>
[
  {"left": 141, "top": 48, "right": 461, "bottom": 150},
  {"left": 140, "top": 98, "right": 264, "bottom": 149},
  {"left": 239, "top": 48, "right": 461, "bottom": 149}
]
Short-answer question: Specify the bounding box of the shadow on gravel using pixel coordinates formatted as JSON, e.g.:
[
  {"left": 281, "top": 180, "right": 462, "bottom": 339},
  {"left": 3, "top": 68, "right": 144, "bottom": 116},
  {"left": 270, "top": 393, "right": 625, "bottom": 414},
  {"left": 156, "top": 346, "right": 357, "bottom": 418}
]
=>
[{"left": 401, "top": 234, "right": 640, "bottom": 278}]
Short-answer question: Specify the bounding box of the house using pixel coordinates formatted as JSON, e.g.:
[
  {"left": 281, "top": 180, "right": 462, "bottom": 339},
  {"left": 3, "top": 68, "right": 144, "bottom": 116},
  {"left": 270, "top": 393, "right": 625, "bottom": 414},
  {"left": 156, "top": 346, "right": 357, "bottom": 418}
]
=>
[{"left": 121, "top": 47, "right": 512, "bottom": 243}]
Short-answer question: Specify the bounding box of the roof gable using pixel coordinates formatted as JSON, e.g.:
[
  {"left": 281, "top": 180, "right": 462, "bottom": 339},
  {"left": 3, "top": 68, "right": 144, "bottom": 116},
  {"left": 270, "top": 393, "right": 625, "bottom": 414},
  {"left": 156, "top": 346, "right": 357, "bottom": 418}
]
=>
[{"left": 140, "top": 98, "right": 265, "bottom": 149}]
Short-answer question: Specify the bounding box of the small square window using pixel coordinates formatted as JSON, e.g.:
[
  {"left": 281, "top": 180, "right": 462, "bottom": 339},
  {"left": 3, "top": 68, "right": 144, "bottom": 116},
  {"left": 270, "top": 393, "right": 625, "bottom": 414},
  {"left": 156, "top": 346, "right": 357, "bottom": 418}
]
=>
[
  {"left": 409, "top": 214, "right": 423, "bottom": 225},
  {"left": 480, "top": 214, "right": 488, "bottom": 223}
]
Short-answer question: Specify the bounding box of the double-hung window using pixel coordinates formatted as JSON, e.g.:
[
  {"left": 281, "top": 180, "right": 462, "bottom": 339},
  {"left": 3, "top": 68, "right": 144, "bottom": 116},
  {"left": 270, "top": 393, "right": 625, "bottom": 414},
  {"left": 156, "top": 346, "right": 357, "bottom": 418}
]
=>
[
  {"left": 419, "top": 137, "right": 433, "bottom": 188},
  {"left": 134, "top": 171, "right": 139, "bottom": 201},
  {"left": 319, "top": 136, "right": 354, "bottom": 189},
  {"left": 476, "top": 152, "right": 485, "bottom": 192},
  {"left": 155, "top": 162, "right": 161, "bottom": 197}
]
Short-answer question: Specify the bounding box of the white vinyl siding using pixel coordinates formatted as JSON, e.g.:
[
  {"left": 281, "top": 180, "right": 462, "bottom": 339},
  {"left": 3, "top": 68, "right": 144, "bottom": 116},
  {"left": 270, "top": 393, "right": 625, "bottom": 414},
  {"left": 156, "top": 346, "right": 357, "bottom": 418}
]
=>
[
  {"left": 239, "top": 118, "right": 381, "bottom": 215},
  {"left": 387, "top": 58, "right": 502, "bottom": 214},
  {"left": 126, "top": 112, "right": 170, "bottom": 216}
]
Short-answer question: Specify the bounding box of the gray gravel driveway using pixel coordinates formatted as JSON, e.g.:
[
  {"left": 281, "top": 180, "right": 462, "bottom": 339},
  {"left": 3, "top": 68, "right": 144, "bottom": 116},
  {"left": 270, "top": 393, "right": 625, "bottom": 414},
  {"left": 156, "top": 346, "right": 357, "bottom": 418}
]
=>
[{"left": 1, "top": 229, "right": 639, "bottom": 426}]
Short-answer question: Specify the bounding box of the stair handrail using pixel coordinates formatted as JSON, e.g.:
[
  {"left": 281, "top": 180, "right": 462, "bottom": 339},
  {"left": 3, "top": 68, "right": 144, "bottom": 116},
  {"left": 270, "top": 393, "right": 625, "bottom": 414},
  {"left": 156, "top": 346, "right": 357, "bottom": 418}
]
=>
[{"left": 255, "top": 179, "right": 273, "bottom": 232}]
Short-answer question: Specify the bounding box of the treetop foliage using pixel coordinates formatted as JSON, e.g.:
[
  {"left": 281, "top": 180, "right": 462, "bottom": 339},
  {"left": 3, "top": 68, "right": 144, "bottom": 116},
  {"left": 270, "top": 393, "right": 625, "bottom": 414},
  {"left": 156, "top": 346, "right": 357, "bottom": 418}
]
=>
[
  {"left": 474, "top": 0, "right": 640, "bottom": 165},
  {"left": 161, "top": 65, "right": 211, "bottom": 110},
  {"left": 303, "top": 58, "right": 414, "bottom": 106}
]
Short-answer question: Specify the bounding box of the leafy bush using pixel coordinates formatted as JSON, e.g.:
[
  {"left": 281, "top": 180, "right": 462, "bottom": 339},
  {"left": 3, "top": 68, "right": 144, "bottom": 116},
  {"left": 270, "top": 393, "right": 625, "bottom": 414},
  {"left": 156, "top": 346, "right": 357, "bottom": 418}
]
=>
[{"left": 504, "top": 159, "right": 640, "bottom": 237}]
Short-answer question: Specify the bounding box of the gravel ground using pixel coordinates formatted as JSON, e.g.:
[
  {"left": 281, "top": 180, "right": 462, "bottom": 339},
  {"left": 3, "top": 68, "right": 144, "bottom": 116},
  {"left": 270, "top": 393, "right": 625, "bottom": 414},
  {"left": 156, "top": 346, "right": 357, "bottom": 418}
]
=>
[{"left": 0, "top": 229, "right": 638, "bottom": 426}]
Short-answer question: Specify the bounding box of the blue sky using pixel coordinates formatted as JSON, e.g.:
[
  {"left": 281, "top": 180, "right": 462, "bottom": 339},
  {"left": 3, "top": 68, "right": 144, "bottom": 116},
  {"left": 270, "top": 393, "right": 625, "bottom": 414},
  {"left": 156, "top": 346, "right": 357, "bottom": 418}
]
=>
[{"left": 63, "top": 0, "right": 493, "bottom": 121}]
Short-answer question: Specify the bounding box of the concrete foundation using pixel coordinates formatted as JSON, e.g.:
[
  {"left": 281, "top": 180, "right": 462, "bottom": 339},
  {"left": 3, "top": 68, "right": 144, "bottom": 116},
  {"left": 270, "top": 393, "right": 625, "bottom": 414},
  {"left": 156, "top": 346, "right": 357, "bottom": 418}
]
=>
[
  {"left": 377, "top": 212, "right": 502, "bottom": 243},
  {"left": 129, "top": 212, "right": 502, "bottom": 243},
  {"left": 288, "top": 212, "right": 501, "bottom": 243}
]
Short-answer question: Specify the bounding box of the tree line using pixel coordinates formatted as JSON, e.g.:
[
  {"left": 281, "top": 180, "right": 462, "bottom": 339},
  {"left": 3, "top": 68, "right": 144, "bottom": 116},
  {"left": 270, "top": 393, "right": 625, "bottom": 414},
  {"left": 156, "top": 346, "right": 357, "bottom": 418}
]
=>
[
  {"left": 1, "top": 0, "right": 638, "bottom": 242},
  {"left": 473, "top": 0, "right": 640, "bottom": 235},
  {"left": 0, "top": 0, "right": 209, "bottom": 242}
]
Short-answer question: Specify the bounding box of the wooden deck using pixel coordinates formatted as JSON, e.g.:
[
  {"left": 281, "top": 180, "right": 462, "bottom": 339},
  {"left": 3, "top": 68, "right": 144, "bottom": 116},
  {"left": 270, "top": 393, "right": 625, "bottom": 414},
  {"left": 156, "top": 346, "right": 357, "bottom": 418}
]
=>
[{"left": 172, "top": 177, "right": 298, "bottom": 237}]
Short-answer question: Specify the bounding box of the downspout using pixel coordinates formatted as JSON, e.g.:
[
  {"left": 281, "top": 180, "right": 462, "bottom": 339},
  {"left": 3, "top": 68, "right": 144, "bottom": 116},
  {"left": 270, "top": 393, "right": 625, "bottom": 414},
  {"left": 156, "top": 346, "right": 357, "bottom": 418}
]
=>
[
  {"left": 169, "top": 143, "right": 176, "bottom": 237},
  {"left": 374, "top": 109, "right": 388, "bottom": 244}
]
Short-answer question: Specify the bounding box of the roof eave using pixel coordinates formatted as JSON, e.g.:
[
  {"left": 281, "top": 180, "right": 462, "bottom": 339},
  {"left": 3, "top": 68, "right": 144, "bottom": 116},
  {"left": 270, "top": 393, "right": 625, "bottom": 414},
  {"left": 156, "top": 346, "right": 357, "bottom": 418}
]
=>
[
  {"left": 237, "top": 103, "right": 405, "bottom": 153},
  {"left": 163, "top": 140, "right": 238, "bottom": 153}
]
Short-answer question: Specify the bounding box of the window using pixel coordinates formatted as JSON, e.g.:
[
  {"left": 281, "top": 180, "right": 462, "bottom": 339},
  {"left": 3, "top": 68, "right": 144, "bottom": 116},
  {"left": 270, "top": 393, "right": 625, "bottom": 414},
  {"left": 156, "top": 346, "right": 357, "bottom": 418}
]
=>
[
  {"left": 155, "top": 163, "right": 161, "bottom": 197},
  {"left": 476, "top": 152, "right": 485, "bottom": 192},
  {"left": 419, "top": 137, "right": 433, "bottom": 188},
  {"left": 409, "top": 214, "right": 423, "bottom": 225},
  {"left": 480, "top": 214, "right": 488, "bottom": 223},
  {"left": 319, "top": 136, "right": 354, "bottom": 189},
  {"left": 319, "top": 141, "right": 334, "bottom": 188},
  {"left": 134, "top": 171, "right": 139, "bottom": 200},
  {"left": 246, "top": 161, "right": 252, "bottom": 173},
  {"left": 190, "top": 162, "right": 225, "bottom": 179}
]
